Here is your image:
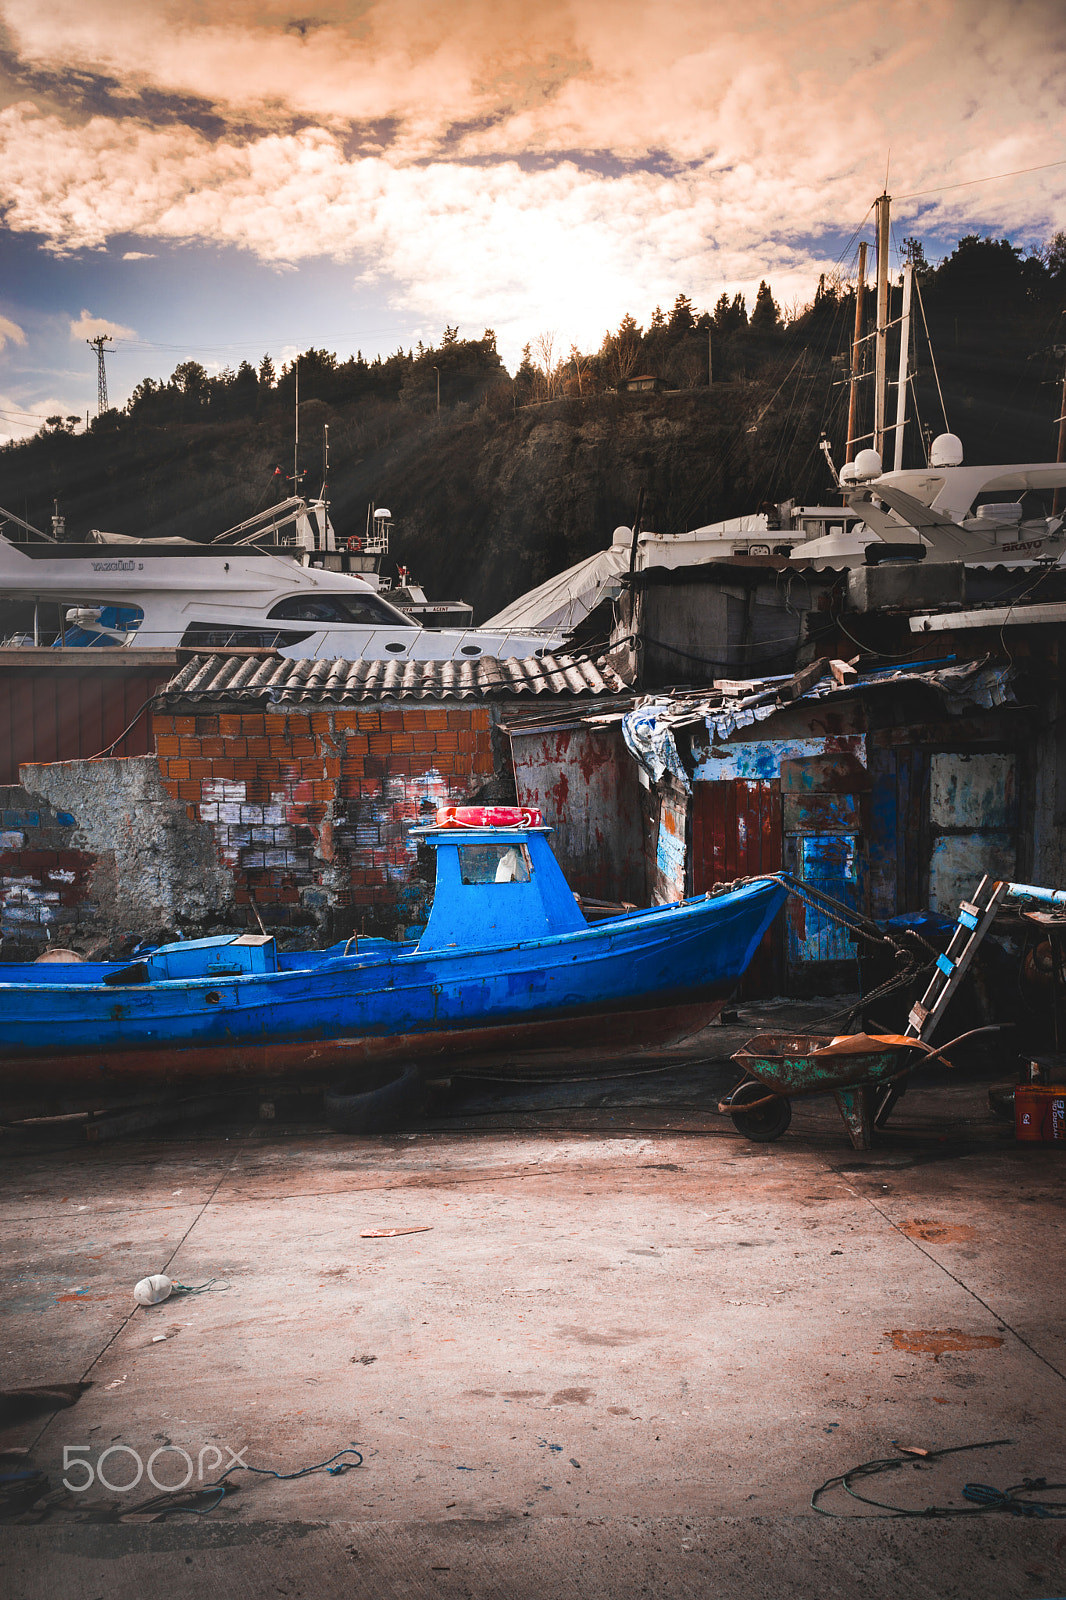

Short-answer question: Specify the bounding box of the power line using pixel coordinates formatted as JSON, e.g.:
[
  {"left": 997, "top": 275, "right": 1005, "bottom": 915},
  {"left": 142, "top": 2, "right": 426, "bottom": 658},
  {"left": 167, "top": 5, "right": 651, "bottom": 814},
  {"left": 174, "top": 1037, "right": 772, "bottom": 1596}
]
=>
[{"left": 895, "top": 155, "right": 1066, "bottom": 203}]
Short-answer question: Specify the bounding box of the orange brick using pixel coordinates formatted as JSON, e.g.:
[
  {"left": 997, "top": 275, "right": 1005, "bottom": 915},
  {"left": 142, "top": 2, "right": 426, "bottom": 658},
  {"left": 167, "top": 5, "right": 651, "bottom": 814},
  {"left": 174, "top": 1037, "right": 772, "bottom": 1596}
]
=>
[
  {"left": 173, "top": 716, "right": 196, "bottom": 735},
  {"left": 200, "top": 736, "right": 225, "bottom": 758},
  {"left": 263, "top": 713, "right": 289, "bottom": 735},
  {"left": 457, "top": 729, "right": 477, "bottom": 753},
  {"left": 357, "top": 711, "right": 380, "bottom": 731},
  {"left": 151, "top": 714, "right": 175, "bottom": 735},
  {"left": 178, "top": 780, "right": 200, "bottom": 801},
  {"left": 430, "top": 752, "right": 456, "bottom": 774},
  {"left": 159, "top": 775, "right": 181, "bottom": 800},
  {"left": 333, "top": 709, "right": 361, "bottom": 731},
  {"left": 290, "top": 737, "right": 316, "bottom": 759},
  {"left": 178, "top": 737, "right": 202, "bottom": 757},
  {"left": 320, "top": 756, "right": 341, "bottom": 780},
  {"left": 166, "top": 759, "right": 191, "bottom": 780},
  {"left": 446, "top": 709, "right": 472, "bottom": 729},
  {"left": 379, "top": 709, "right": 404, "bottom": 731},
  {"left": 186, "top": 804, "right": 198, "bottom": 821},
  {"left": 341, "top": 759, "right": 365, "bottom": 781},
  {"left": 195, "top": 714, "right": 219, "bottom": 736},
  {"left": 435, "top": 731, "right": 459, "bottom": 751},
  {"left": 155, "top": 734, "right": 180, "bottom": 758},
  {"left": 343, "top": 733, "right": 369, "bottom": 756},
  {"left": 472, "top": 752, "right": 494, "bottom": 775},
  {"left": 310, "top": 711, "right": 333, "bottom": 733},
  {"left": 368, "top": 733, "right": 392, "bottom": 754},
  {"left": 233, "top": 759, "right": 258, "bottom": 781},
  {"left": 389, "top": 732, "right": 414, "bottom": 753},
  {"left": 387, "top": 755, "right": 411, "bottom": 776},
  {"left": 424, "top": 709, "right": 448, "bottom": 730},
  {"left": 268, "top": 736, "right": 292, "bottom": 757},
  {"left": 218, "top": 714, "right": 242, "bottom": 737},
  {"left": 411, "top": 730, "right": 436, "bottom": 752},
  {"left": 224, "top": 736, "right": 248, "bottom": 758},
  {"left": 402, "top": 709, "right": 427, "bottom": 731},
  {"left": 475, "top": 730, "right": 493, "bottom": 750},
  {"left": 241, "top": 713, "right": 265, "bottom": 735},
  {"left": 189, "top": 759, "right": 213, "bottom": 780},
  {"left": 453, "top": 753, "right": 473, "bottom": 776},
  {"left": 210, "top": 758, "right": 235, "bottom": 780},
  {"left": 246, "top": 736, "right": 270, "bottom": 759}
]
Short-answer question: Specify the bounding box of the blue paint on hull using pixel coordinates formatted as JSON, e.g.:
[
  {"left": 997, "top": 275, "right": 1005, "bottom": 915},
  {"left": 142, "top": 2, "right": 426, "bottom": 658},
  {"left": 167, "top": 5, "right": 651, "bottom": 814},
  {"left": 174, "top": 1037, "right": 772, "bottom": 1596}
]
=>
[{"left": 0, "top": 879, "right": 786, "bottom": 1090}]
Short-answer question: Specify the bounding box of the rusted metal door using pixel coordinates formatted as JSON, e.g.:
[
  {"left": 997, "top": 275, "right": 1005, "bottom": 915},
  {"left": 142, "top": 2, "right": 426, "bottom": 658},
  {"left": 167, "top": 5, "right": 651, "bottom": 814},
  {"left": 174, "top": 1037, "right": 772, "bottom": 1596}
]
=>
[
  {"left": 691, "top": 779, "right": 782, "bottom": 991},
  {"left": 780, "top": 750, "right": 869, "bottom": 989}
]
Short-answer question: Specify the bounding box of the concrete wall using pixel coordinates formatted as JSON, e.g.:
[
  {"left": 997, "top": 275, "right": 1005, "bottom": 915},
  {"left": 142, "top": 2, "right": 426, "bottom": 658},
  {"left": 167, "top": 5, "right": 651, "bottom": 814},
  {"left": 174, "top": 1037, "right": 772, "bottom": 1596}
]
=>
[{"left": 3, "top": 757, "right": 230, "bottom": 954}]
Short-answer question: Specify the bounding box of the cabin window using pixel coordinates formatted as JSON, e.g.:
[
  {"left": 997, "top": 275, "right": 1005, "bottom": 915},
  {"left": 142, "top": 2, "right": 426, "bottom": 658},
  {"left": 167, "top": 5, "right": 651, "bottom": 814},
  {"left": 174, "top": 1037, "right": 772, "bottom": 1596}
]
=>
[
  {"left": 268, "top": 594, "right": 414, "bottom": 627},
  {"left": 180, "top": 624, "right": 314, "bottom": 649},
  {"left": 457, "top": 845, "right": 533, "bottom": 885}
]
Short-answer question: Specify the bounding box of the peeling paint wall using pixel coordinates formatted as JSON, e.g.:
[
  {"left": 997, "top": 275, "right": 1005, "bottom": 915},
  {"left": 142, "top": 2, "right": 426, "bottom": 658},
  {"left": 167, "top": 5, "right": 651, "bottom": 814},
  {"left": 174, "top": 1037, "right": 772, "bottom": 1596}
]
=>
[
  {"left": 5, "top": 758, "right": 231, "bottom": 953},
  {"left": 510, "top": 722, "right": 645, "bottom": 903}
]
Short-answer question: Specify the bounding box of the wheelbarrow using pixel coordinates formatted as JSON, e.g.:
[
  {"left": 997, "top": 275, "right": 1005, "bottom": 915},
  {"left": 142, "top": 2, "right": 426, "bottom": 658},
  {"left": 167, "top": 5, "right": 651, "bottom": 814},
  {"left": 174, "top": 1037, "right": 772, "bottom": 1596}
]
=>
[{"left": 719, "top": 1026, "right": 1004, "bottom": 1151}]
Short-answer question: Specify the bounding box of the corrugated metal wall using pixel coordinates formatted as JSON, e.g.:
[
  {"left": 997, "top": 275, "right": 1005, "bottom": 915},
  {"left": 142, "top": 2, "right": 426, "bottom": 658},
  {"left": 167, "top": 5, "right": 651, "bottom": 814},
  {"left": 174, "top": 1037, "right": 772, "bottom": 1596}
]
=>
[{"left": 0, "top": 669, "right": 169, "bottom": 783}]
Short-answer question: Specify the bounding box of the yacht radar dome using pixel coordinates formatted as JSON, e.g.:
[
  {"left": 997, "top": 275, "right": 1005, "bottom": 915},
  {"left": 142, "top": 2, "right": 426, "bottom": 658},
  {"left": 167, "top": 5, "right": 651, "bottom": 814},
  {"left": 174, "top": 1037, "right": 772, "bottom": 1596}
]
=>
[
  {"left": 611, "top": 526, "right": 633, "bottom": 549},
  {"left": 929, "top": 433, "right": 964, "bottom": 468},
  {"left": 839, "top": 461, "right": 860, "bottom": 485},
  {"left": 853, "top": 449, "right": 883, "bottom": 482}
]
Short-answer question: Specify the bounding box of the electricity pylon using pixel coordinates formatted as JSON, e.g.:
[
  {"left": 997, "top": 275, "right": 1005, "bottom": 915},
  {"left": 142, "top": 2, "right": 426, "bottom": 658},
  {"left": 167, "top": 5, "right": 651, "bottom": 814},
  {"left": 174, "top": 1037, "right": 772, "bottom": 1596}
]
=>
[{"left": 87, "top": 335, "right": 113, "bottom": 414}]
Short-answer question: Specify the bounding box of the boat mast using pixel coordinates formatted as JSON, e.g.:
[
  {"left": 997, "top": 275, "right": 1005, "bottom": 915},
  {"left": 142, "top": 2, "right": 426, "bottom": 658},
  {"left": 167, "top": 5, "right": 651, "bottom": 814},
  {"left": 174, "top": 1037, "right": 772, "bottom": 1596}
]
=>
[
  {"left": 1049, "top": 348, "right": 1056, "bottom": 512},
  {"left": 873, "top": 191, "right": 891, "bottom": 459},
  {"left": 845, "top": 240, "right": 867, "bottom": 463},
  {"left": 892, "top": 261, "right": 913, "bottom": 471}
]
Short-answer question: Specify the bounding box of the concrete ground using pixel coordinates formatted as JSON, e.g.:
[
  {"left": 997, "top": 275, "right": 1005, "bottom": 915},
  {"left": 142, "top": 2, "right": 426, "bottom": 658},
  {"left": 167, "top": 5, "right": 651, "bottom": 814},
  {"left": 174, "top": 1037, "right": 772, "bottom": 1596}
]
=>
[{"left": 2, "top": 1004, "right": 1065, "bottom": 1599}]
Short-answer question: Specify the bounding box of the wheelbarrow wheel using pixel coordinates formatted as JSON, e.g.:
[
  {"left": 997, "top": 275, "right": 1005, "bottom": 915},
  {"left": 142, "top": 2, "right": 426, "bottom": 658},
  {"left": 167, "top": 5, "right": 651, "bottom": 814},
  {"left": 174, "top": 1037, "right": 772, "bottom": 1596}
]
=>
[{"left": 728, "top": 1080, "right": 792, "bottom": 1142}]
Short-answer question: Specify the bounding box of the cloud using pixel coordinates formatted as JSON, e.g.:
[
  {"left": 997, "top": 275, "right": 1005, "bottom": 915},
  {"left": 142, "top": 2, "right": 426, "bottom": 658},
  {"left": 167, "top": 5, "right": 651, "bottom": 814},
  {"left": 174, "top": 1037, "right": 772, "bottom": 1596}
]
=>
[
  {"left": 0, "top": 315, "right": 28, "bottom": 351},
  {"left": 0, "top": 3, "right": 1065, "bottom": 364},
  {"left": 121, "top": 250, "right": 155, "bottom": 259},
  {"left": 68, "top": 307, "right": 138, "bottom": 341}
]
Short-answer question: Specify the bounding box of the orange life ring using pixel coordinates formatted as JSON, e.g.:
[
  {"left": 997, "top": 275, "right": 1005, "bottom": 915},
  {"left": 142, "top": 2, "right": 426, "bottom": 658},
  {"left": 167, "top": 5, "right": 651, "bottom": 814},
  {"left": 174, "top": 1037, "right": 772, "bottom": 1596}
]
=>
[
  {"left": 347, "top": 536, "right": 363, "bottom": 552},
  {"left": 435, "top": 805, "right": 542, "bottom": 829}
]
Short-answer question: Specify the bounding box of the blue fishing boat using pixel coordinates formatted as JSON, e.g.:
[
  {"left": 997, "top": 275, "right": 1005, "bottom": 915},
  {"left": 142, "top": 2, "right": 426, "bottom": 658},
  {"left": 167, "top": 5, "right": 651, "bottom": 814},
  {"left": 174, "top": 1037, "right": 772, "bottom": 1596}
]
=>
[{"left": 0, "top": 818, "right": 786, "bottom": 1106}]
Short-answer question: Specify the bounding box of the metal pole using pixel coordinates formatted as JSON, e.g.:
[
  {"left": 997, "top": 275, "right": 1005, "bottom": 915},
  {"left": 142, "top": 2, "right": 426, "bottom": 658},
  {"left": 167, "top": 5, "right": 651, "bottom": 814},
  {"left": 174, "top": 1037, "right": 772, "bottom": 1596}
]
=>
[
  {"left": 893, "top": 262, "right": 913, "bottom": 472},
  {"left": 293, "top": 360, "right": 299, "bottom": 489},
  {"left": 845, "top": 241, "right": 867, "bottom": 463},
  {"left": 873, "top": 193, "right": 890, "bottom": 460},
  {"left": 1054, "top": 344, "right": 1066, "bottom": 517}
]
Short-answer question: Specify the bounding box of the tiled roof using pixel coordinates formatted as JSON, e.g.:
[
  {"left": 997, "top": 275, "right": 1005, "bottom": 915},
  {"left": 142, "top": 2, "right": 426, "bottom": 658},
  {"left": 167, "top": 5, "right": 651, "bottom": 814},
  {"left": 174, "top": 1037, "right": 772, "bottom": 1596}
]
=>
[{"left": 159, "top": 651, "right": 627, "bottom": 705}]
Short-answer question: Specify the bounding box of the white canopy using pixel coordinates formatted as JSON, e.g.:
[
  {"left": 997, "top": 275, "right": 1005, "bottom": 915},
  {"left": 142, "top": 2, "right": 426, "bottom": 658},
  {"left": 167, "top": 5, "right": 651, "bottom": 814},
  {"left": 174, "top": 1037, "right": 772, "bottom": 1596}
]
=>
[{"left": 483, "top": 540, "right": 632, "bottom": 634}]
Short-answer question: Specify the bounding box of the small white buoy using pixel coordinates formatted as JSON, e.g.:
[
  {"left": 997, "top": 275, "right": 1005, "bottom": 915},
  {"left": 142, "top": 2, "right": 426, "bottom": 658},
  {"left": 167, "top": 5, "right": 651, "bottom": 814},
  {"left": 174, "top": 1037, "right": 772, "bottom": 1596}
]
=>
[{"left": 134, "top": 1273, "right": 173, "bottom": 1306}]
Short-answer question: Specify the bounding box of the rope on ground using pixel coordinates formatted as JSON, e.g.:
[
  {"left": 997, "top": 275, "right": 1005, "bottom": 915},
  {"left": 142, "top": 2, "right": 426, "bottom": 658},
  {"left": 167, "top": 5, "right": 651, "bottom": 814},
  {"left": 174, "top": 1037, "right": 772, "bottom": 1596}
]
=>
[{"left": 812, "top": 1439, "right": 1066, "bottom": 1519}]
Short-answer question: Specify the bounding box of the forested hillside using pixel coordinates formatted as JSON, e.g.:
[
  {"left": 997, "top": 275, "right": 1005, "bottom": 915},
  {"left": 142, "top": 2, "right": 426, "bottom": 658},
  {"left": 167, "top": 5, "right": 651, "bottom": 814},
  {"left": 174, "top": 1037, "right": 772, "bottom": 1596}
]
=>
[{"left": 3, "top": 232, "right": 1065, "bottom": 622}]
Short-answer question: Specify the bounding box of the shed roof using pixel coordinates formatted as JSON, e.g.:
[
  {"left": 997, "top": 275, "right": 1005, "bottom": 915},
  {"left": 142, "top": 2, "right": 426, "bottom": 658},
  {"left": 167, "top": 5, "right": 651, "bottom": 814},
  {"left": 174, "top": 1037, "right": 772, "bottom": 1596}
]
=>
[{"left": 159, "top": 651, "right": 627, "bottom": 706}]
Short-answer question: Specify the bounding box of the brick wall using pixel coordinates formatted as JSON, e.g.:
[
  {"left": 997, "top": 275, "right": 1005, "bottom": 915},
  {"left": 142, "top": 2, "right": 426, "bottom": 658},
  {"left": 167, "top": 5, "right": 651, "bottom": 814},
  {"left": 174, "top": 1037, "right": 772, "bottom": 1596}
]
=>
[{"left": 153, "top": 703, "right": 498, "bottom": 936}]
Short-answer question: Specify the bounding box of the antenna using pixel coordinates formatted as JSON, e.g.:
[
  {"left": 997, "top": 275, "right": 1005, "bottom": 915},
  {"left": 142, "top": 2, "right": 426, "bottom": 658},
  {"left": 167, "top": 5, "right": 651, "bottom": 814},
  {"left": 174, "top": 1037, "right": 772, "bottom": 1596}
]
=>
[{"left": 86, "top": 335, "right": 113, "bottom": 414}]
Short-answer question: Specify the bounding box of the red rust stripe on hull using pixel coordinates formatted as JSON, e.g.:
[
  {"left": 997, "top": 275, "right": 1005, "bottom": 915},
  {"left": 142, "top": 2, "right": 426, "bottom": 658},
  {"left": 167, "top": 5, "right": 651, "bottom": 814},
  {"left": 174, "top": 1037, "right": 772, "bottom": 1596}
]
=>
[{"left": 1, "top": 994, "right": 728, "bottom": 1105}]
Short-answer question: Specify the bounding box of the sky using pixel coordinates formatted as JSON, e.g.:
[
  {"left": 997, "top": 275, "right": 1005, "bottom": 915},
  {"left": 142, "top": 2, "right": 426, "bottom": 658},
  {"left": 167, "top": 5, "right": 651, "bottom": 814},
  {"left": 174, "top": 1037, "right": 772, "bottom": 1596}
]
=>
[{"left": 1, "top": 0, "right": 1065, "bottom": 440}]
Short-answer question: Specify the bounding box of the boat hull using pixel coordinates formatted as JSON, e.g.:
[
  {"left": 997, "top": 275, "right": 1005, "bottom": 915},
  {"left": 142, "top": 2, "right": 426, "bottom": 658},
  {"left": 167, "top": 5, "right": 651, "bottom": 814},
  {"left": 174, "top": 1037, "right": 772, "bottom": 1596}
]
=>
[{"left": 0, "top": 879, "right": 785, "bottom": 1107}]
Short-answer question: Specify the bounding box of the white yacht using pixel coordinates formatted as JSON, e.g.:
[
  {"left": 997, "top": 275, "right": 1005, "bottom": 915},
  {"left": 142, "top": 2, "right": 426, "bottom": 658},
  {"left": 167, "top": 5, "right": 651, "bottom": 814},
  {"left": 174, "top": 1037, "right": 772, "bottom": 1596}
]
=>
[{"left": 0, "top": 498, "right": 561, "bottom": 661}]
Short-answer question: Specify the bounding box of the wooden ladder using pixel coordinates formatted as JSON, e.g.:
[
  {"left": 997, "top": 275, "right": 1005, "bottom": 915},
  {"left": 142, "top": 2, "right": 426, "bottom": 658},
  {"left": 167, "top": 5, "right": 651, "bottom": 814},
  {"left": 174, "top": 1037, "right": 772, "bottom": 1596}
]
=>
[{"left": 904, "top": 875, "right": 1012, "bottom": 1044}]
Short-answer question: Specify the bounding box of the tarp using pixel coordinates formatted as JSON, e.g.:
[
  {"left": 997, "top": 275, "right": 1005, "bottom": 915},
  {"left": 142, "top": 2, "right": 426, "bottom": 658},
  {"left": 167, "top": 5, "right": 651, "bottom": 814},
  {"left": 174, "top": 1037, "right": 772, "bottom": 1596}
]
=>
[
  {"left": 619, "top": 658, "right": 1016, "bottom": 791},
  {"left": 482, "top": 544, "right": 631, "bottom": 634}
]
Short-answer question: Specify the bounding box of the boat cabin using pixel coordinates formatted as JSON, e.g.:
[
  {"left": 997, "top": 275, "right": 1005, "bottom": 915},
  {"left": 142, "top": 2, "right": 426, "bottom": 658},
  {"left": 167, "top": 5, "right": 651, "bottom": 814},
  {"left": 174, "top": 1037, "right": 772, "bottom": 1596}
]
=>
[{"left": 415, "top": 826, "right": 588, "bottom": 950}]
